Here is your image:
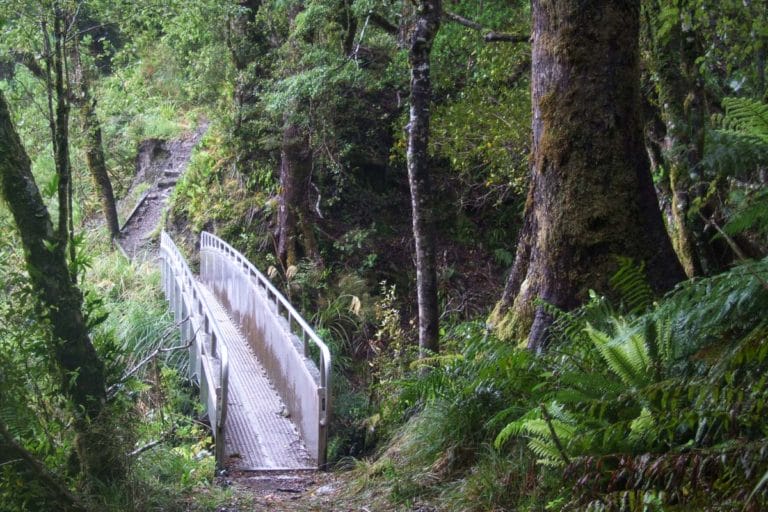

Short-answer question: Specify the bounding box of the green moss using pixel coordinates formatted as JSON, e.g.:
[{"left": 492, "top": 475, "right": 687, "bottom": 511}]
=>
[{"left": 489, "top": 301, "right": 529, "bottom": 346}]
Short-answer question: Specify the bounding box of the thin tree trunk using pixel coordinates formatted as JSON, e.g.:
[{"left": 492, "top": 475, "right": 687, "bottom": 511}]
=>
[
  {"left": 0, "top": 91, "right": 121, "bottom": 483},
  {"left": 648, "top": 1, "right": 713, "bottom": 276},
  {"left": 494, "top": 0, "right": 684, "bottom": 351},
  {"left": 52, "top": 7, "right": 72, "bottom": 263},
  {"left": 72, "top": 42, "right": 120, "bottom": 238},
  {"left": 276, "top": 5, "right": 321, "bottom": 270},
  {"left": 227, "top": 0, "right": 269, "bottom": 177},
  {"left": 82, "top": 95, "right": 120, "bottom": 238},
  {"left": 407, "top": 0, "right": 441, "bottom": 355},
  {"left": 277, "top": 122, "right": 320, "bottom": 267}
]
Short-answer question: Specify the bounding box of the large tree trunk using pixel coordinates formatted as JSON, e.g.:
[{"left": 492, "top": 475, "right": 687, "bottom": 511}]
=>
[
  {"left": 407, "top": 0, "right": 441, "bottom": 355},
  {"left": 277, "top": 122, "right": 320, "bottom": 267},
  {"left": 0, "top": 91, "right": 120, "bottom": 482},
  {"left": 494, "top": 0, "right": 685, "bottom": 351}
]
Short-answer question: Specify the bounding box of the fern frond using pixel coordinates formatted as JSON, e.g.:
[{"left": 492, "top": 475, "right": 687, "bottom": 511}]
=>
[
  {"left": 585, "top": 321, "right": 650, "bottom": 388},
  {"left": 723, "top": 188, "right": 768, "bottom": 236},
  {"left": 704, "top": 98, "right": 768, "bottom": 178},
  {"left": 652, "top": 257, "right": 768, "bottom": 361},
  {"left": 610, "top": 257, "right": 653, "bottom": 315},
  {"left": 720, "top": 97, "right": 768, "bottom": 139}
]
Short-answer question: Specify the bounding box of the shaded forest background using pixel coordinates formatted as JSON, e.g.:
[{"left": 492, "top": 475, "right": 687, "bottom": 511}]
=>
[{"left": 1, "top": 0, "right": 768, "bottom": 510}]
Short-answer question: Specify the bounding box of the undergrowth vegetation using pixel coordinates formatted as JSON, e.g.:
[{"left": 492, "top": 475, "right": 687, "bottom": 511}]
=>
[
  {"left": 0, "top": 226, "right": 231, "bottom": 511},
  {"left": 352, "top": 258, "right": 768, "bottom": 511}
]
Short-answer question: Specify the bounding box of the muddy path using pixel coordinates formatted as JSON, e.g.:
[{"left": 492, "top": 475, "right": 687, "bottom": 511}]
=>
[{"left": 116, "top": 122, "right": 208, "bottom": 261}]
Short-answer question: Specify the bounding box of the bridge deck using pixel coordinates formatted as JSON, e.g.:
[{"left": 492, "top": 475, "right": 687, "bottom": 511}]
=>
[{"left": 196, "top": 284, "right": 314, "bottom": 471}]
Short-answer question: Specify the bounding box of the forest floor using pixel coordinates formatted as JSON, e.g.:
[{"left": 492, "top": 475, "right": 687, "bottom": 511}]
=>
[{"left": 192, "top": 468, "right": 437, "bottom": 511}]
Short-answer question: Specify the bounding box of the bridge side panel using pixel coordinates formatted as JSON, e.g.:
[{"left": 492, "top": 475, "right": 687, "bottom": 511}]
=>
[
  {"left": 159, "top": 243, "right": 227, "bottom": 467},
  {"left": 200, "top": 248, "right": 322, "bottom": 464}
]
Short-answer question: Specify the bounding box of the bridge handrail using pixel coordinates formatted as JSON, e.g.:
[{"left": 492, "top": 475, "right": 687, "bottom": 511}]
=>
[
  {"left": 160, "top": 231, "right": 230, "bottom": 455},
  {"left": 200, "top": 231, "right": 332, "bottom": 425}
]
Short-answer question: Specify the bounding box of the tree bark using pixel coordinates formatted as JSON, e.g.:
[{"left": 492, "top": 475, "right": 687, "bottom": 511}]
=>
[
  {"left": 0, "top": 91, "right": 120, "bottom": 482},
  {"left": 648, "top": 1, "right": 712, "bottom": 276},
  {"left": 277, "top": 122, "right": 320, "bottom": 267},
  {"left": 494, "top": 0, "right": 685, "bottom": 351},
  {"left": 47, "top": 11, "right": 73, "bottom": 264},
  {"left": 407, "top": 0, "right": 441, "bottom": 355},
  {"left": 71, "top": 42, "right": 120, "bottom": 238},
  {"left": 81, "top": 94, "right": 120, "bottom": 238}
]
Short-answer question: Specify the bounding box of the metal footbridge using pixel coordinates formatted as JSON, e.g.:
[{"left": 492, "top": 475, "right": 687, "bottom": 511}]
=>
[{"left": 159, "top": 231, "right": 331, "bottom": 470}]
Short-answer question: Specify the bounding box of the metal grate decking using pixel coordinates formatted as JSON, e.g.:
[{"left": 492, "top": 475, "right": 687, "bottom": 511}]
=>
[{"left": 196, "top": 284, "right": 314, "bottom": 471}]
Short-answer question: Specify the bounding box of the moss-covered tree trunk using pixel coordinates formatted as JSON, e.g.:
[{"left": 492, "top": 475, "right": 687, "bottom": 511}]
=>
[
  {"left": 407, "top": 0, "right": 441, "bottom": 355},
  {"left": 647, "top": 1, "right": 712, "bottom": 276},
  {"left": 0, "top": 91, "right": 120, "bottom": 483},
  {"left": 73, "top": 43, "right": 120, "bottom": 238},
  {"left": 81, "top": 94, "right": 119, "bottom": 238},
  {"left": 277, "top": 122, "right": 320, "bottom": 268},
  {"left": 494, "top": 0, "right": 684, "bottom": 351},
  {"left": 49, "top": 10, "right": 74, "bottom": 265}
]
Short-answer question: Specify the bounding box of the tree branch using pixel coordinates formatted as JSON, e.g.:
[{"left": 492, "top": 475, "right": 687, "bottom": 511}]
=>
[
  {"left": 444, "top": 10, "right": 483, "bottom": 30},
  {"left": 368, "top": 12, "right": 398, "bottom": 35},
  {"left": 11, "top": 51, "right": 47, "bottom": 80},
  {"left": 0, "top": 420, "right": 87, "bottom": 512},
  {"left": 443, "top": 10, "right": 529, "bottom": 44},
  {"left": 484, "top": 32, "right": 529, "bottom": 43},
  {"left": 106, "top": 325, "right": 193, "bottom": 401},
  {"left": 128, "top": 430, "right": 176, "bottom": 458}
]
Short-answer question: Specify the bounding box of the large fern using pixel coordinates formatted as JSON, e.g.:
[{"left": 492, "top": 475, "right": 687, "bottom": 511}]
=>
[
  {"left": 584, "top": 320, "right": 652, "bottom": 389},
  {"left": 494, "top": 402, "right": 578, "bottom": 467}
]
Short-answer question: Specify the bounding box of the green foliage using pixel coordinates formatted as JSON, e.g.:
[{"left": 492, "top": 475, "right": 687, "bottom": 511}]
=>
[
  {"left": 705, "top": 97, "right": 768, "bottom": 178},
  {"left": 370, "top": 257, "right": 768, "bottom": 510},
  {"left": 702, "top": 97, "right": 768, "bottom": 248},
  {"left": 608, "top": 257, "right": 654, "bottom": 315}
]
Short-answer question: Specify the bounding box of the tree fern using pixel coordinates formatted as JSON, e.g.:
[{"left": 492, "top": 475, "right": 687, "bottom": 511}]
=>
[
  {"left": 652, "top": 256, "right": 768, "bottom": 361},
  {"left": 704, "top": 97, "right": 768, "bottom": 242},
  {"left": 722, "top": 188, "right": 768, "bottom": 237}
]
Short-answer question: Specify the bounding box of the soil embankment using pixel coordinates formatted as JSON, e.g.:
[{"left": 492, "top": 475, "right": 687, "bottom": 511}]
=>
[{"left": 116, "top": 123, "right": 207, "bottom": 260}]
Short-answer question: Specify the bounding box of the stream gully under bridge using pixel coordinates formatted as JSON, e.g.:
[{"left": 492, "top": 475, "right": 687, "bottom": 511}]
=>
[{"left": 159, "top": 231, "right": 331, "bottom": 471}]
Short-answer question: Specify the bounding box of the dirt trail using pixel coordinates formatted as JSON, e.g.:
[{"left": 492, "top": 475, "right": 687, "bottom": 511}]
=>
[
  {"left": 208, "top": 470, "right": 374, "bottom": 512},
  {"left": 116, "top": 122, "right": 208, "bottom": 261}
]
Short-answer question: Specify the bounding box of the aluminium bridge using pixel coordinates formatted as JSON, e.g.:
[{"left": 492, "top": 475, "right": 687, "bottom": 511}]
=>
[{"left": 159, "top": 231, "right": 331, "bottom": 470}]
